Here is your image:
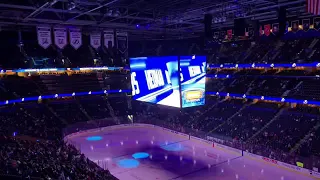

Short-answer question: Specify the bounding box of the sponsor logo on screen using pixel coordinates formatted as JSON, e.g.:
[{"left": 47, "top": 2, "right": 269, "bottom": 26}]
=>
[{"left": 182, "top": 89, "right": 205, "bottom": 102}]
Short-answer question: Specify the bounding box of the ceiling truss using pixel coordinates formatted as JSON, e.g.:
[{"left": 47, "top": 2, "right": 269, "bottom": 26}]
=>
[{"left": 0, "top": 0, "right": 312, "bottom": 40}]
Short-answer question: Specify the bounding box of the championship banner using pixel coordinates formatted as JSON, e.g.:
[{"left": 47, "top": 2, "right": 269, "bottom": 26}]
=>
[
  {"left": 302, "top": 19, "right": 310, "bottom": 31},
  {"left": 219, "top": 31, "right": 226, "bottom": 39},
  {"left": 69, "top": 28, "right": 82, "bottom": 50},
  {"left": 90, "top": 33, "right": 101, "bottom": 49},
  {"left": 116, "top": 32, "right": 128, "bottom": 53},
  {"left": 214, "top": 32, "right": 219, "bottom": 38},
  {"left": 291, "top": 20, "right": 299, "bottom": 32},
  {"left": 37, "top": 26, "right": 52, "bottom": 49},
  {"left": 272, "top": 23, "right": 279, "bottom": 35},
  {"left": 54, "top": 27, "right": 67, "bottom": 49},
  {"left": 259, "top": 26, "right": 264, "bottom": 36},
  {"left": 264, "top": 24, "right": 271, "bottom": 36},
  {"left": 227, "top": 29, "right": 232, "bottom": 39},
  {"left": 285, "top": 21, "right": 289, "bottom": 34},
  {"left": 313, "top": 17, "right": 320, "bottom": 30},
  {"left": 248, "top": 27, "right": 254, "bottom": 37},
  {"left": 104, "top": 30, "right": 114, "bottom": 48}
]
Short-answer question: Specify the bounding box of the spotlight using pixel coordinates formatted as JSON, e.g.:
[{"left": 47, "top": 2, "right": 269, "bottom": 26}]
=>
[
  {"left": 136, "top": 24, "right": 140, "bottom": 29},
  {"left": 107, "top": 10, "right": 113, "bottom": 16},
  {"left": 113, "top": 10, "right": 120, "bottom": 17}
]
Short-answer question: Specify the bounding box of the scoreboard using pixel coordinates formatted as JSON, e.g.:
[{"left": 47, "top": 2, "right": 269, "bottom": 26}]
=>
[{"left": 130, "top": 55, "right": 206, "bottom": 108}]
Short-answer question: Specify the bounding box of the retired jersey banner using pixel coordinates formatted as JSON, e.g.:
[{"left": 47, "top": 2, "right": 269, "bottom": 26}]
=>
[
  {"left": 302, "top": 19, "right": 310, "bottom": 31},
  {"left": 69, "top": 28, "right": 82, "bottom": 50},
  {"left": 116, "top": 32, "right": 128, "bottom": 53},
  {"left": 90, "top": 33, "right": 101, "bottom": 49},
  {"left": 291, "top": 20, "right": 299, "bottom": 32},
  {"left": 264, "top": 24, "right": 271, "bottom": 36},
  {"left": 54, "top": 27, "right": 67, "bottom": 49},
  {"left": 214, "top": 32, "right": 219, "bottom": 38},
  {"left": 219, "top": 31, "right": 226, "bottom": 39},
  {"left": 104, "top": 30, "right": 114, "bottom": 48},
  {"left": 37, "top": 26, "right": 52, "bottom": 49},
  {"left": 314, "top": 17, "right": 320, "bottom": 30},
  {"left": 227, "top": 29, "right": 232, "bottom": 39},
  {"left": 272, "top": 23, "right": 279, "bottom": 35},
  {"left": 248, "top": 27, "right": 254, "bottom": 37},
  {"left": 259, "top": 26, "right": 264, "bottom": 36}
]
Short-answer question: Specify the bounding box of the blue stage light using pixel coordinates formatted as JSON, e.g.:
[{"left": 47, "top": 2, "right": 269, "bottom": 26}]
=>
[
  {"left": 117, "top": 159, "right": 140, "bottom": 168},
  {"left": 132, "top": 152, "right": 150, "bottom": 159},
  {"left": 161, "top": 143, "right": 184, "bottom": 151},
  {"left": 86, "top": 136, "right": 103, "bottom": 141}
]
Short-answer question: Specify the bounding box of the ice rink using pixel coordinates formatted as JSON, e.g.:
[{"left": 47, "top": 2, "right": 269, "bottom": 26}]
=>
[{"left": 65, "top": 125, "right": 316, "bottom": 180}]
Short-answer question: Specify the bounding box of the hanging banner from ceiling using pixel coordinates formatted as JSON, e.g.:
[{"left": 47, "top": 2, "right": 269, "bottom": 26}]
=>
[
  {"left": 291, "top": 20, "right": 299, "bottom": 32},
  {"left": 264, "top": 24, "right": 271, "bottom": 36},
  {"left": 272, "top": 23, "right": 279, "bottom": 35},
  {"left": 259, "top": 26, "right": 264, "bottom": 36},
  {"left": 314, "top": 17, "right": 320, "bottom": 30},
  {"left": 54, "top": 27, "right": 67, "bottom": 49},
  {"left": 116, "top": 31, "right": 128, "bottom": 54},
  {"left": 302, "top": 19, "right": 310, "bottom": 31},
  {"left": 37, "top": 26, "right": 52, "bottom": 49},
  {"left": 104, "top": 30, "right": 114, "bottom": 49},
  {"left": 247, "top": 27, "right": 254, "bottom": 37},
  {"left": 69, "top": 28, "right": 82, "bottom": 50},
  {"left": 90, "top": 32, "right": 101, "bottom": 49},
  {"left": 227, "top": 29, "right": 232, "bottom": 39}
]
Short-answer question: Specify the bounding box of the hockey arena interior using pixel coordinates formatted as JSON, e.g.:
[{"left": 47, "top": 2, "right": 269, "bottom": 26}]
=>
[{"left": 1, "top": 0, "right": 320, "bottom": 179}]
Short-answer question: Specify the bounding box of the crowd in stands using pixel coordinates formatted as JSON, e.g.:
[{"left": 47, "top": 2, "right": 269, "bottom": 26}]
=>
[
  {"left": 0, "top": 72, "right": 130, "bottom": 179},
  {"left": 0, "top": 136, "right": 116, "bottom": 180},
  {"left": 0, "top": 92, "right": 128, "bottom": 179}
]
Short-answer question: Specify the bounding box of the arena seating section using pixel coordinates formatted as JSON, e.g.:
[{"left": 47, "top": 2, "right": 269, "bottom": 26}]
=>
[{"left": 1, "top": 33, "right": 320, "bottom": 179}]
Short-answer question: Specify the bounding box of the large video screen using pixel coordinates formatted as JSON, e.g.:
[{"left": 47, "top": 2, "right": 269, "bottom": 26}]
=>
[
  {"left": 130, "top": 56, "right": 181, "bottom": 108},
  {"left": 180, "top": 55, "right": 206, "bottom": 108}
]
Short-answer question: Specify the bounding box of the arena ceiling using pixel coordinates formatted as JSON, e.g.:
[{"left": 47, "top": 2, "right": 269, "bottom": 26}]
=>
[{"left": 0, "top": 0, "right": 312, "bottom": 40}]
